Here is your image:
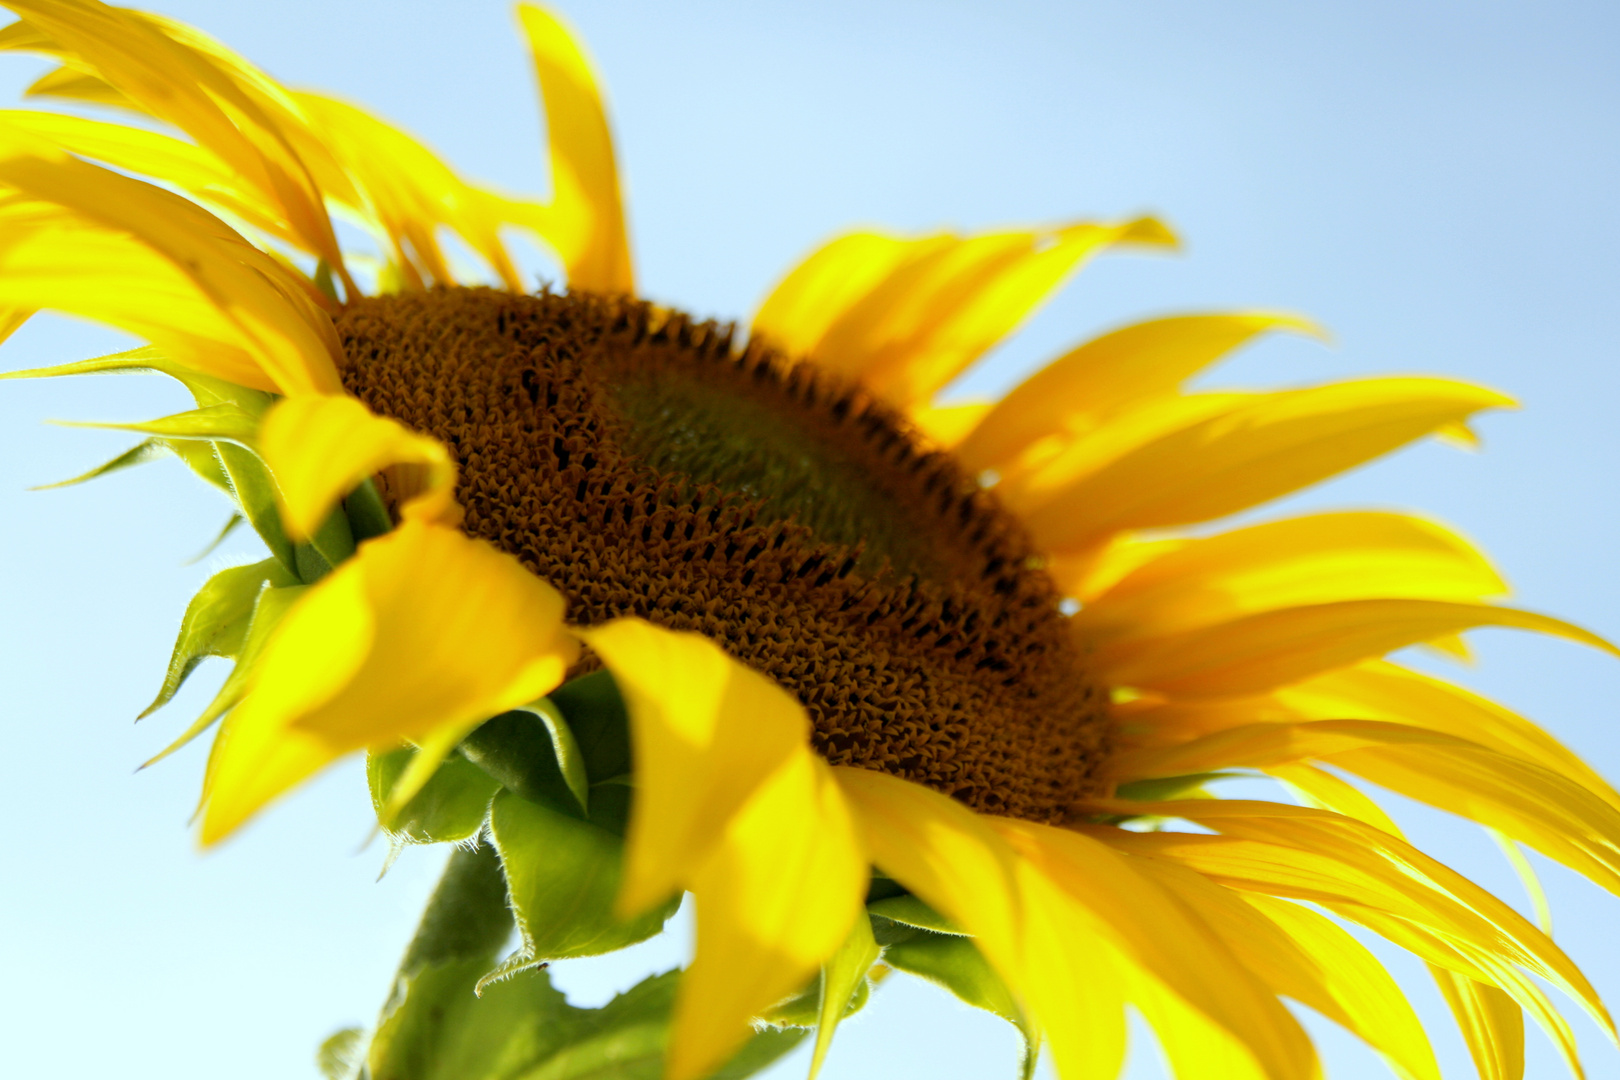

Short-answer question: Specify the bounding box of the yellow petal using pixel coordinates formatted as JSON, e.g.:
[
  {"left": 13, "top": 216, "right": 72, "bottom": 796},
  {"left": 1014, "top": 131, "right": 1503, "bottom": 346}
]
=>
[
  {"left": 1104, "top": 800, "right": 1614, "bottom": 1041},
  {"left": 751, "top": 232, "right": 935, "bottom": 360},
  {"left": 1051, "top": 534, "right": 1191, "bottom": 602},
  {"left": 1010, "top": 862, "right": 1128, "bottom": 1080},
  {"left": 200, "top": 521, "right": 576, "bottom": 843},
  {"left": 672, "top": 751, "right": 865, "bottom": 1080},
  {"left": 578, "top": 619, "right": 813, "bottom": 916},
  {"left": 22, "top": 63, "right": 131, "bottom": 109},
  {"left": 836, "top": 767, "right": 1133, "bottom": 1080},
  {"left": 516, "top": 4, "right": 633, "bottom": 294},
  {"left": 293, "top": 91, "right": 529, "bottom": 292},
  {"left": 1100, "top": 598, "right": 1616, "bottom": 698},
  {"left": 1010, "top": 377, "right": 1514, "bottom": 552},
  {"left": 833, "top": 766, "right": 1023, "bottom": 969},
  {"left": 996, "top": 818, "right": 1316, "bottom": 1080},
  {"left": 1121, "top": 851, "right": 1433, "bottom": 1080},
  {"left": 956, "top": 312, "right": 1322, "bottom": 472},
  {"left": 1076, "top": 511, "right": 1506, "bottom": 646},
  {"left": 1275, "top": 662, "right": 1620, "bottom": 814},
  {"left": 909, "top": 399, "right": 994, "bottom": 450},
  {"left": 808, "top": 218, "right": 1177, "bottom": 409},
  {"left": 1265, "top": 763, "right": 1405, "bottom": 838},
  {"left": 0, "top": 109, "right": 303, "bottom": 247},
  {"left": 3, "top": 0, "right": 353, "bottom": 282},
  {"left": 1332, "top": 740, "right": 1620, "bottom": 898},
  {"left": 1431, "top": 967, "right": 1526, "bottom": 1080},
  {"left": 0, "top": 134, "right": 343, "bottom": 394},
  {"left": 258, "top": 393, "right": 458, "bottom": 540},
  {"left": 1244, "top": 893, "right": 1441, "bottom": 1080}
]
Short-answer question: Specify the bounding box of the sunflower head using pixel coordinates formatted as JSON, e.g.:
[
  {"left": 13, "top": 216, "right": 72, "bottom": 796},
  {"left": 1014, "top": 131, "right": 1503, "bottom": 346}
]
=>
[{"left": 5, "top": 3, "right": 1619, "bottom": 1080}]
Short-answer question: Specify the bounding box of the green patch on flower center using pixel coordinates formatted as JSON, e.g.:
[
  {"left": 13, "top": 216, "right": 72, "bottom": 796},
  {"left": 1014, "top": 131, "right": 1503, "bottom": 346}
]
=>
[
  {"left": 604, "top": 360, "right": 944, "bottom": 581},
  {"left": 336, "top": 286, "right": 1110, "bottom": 823}
]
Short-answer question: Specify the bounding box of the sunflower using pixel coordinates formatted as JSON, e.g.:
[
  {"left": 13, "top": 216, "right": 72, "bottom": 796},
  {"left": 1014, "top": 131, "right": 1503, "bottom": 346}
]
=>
[{"left": 5, "top": 2, "right": 1619, "bottom": 1079}]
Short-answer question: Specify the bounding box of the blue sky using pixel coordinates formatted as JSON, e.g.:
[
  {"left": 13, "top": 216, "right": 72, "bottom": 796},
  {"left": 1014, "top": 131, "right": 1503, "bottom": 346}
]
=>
[{"left": 1, "top": 2, "right": 1617, "bottom": 1078}]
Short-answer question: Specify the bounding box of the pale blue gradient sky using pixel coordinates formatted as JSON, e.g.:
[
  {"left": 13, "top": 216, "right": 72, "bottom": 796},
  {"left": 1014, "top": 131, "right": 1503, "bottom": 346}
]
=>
[{"left": 1, "top": 2, "right": 1617, "bottom": 1078}]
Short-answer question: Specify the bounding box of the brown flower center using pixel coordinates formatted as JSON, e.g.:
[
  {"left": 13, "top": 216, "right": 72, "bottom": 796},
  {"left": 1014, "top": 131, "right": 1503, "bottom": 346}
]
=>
[{"left": 336, "top": 287, "right": 1109, "bottom": 822}]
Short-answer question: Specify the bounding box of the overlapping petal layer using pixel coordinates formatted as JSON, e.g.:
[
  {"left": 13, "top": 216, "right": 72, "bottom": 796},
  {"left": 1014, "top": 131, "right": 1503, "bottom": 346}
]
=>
[
  {"left": 584, "top": 621, "right": 866, "bottom": 1080},
  {"left": 2, "top": 6, "right": 1614, "bottom": 1080},
  {"left": 201, "top": 521, "right": 577, "bottom": 843}
]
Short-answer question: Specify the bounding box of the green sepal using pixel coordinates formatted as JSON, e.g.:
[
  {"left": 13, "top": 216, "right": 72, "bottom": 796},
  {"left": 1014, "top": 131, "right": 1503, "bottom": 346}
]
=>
[
  {"left": 368, "top": 747, "right": 502, "bottom": 846},
  {"left": 163, "top": 438, "right": 235, "bottom": 494},
  {"left": 583, "top": 776, "right": 634, "bottom": 836},
  {"left": 298, "top": 502, "right": 357, "bottom": 580},
  {"left": 868, "top": 893, "right": 964, "bottom": 936},
  {"left": 314, "top": 258, "right": 340, "bottom": 304},
  {"left": 140, "top": 556, "right": 296, "bottom": 720},
  {"left": 462, "top": 707, "right": 589, "bottom": 820},
  {"left": 53, "top": 401, "right": 261, "bottom": 443},
  {"left": 31, "top": 438, "right": 167, "bottom": 490},
  {"left": 316, "top": 1027, "right": 364, "bottom": 1080},
  {"left": 344, "top": 477, "right": 394, "bottom": 541},
  {"left": 184, "top": 513, "right": 245, "bottom": 565},
  {"left": 141, "top": 582, "right": 307, "bottom": 769},
  {"left": 880, "top": 922, "right": 1040, "bottom": 1080},
  {"left": 31, "top": 436, "right": 236, "bottom": 498},
  {"left": 758, "top": 971, "right": 872, "bottom": 1029},
  {"left": 0, "top": 345, "right": 274, "bottom": 414},
  {"left": 809, "top": 910, "right": 880, "bottom": 1075},
  {"left": 1114, "top": 772, "right": 1236, "bottom": 801},
  {"left": 214, "top": 441, "right": 297, "bottom": 575},
  {"left": 483, "top": 789, "right": 677, "bottom": 986},
  {"left": 525, "top": 697, "right": 591, "bottom": 812}
]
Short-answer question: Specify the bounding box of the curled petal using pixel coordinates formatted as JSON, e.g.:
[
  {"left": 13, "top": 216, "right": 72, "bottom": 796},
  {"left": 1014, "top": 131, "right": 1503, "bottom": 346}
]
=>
[
  {"left": 201, "top": 521, "right": 576, "bottom": 843},
  {"left": 258, "top": 393, "right": 458, "bottom": 540}
]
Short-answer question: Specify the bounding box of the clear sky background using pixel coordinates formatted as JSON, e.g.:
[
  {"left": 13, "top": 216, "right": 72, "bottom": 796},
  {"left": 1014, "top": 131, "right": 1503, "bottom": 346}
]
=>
[{"left": 1, "top": 2, "right": 1617, "bottom": 1078}]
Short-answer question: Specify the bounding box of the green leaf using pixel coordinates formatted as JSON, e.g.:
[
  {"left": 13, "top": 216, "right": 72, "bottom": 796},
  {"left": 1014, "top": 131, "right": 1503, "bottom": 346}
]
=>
[
  {"left": 361, "top": 845, "right": 799, "bottom": 1080},
  {"left": 371, "top": 967, "right": 802, "bottom": 1080},
  {"left": 141, "top": 582, "right": 307, "bottom": 769},
  {"left": 484, "top": 790, "right": 676, "bottom": 984},
  {"left": 368, "top": 746, "right": 501, "bottom": 845},
  {"left": 867, "top": 894, "right": 963, "bottom": 936},
  {"left": 882, "top": 924, "right": 1040, "bottom": 1080},
  {"left": 1114, "top": 772, "right": 1236, "bottom": 801},
  {"left": 140, "top": 557, "right": 295, "bottom": 720}
]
